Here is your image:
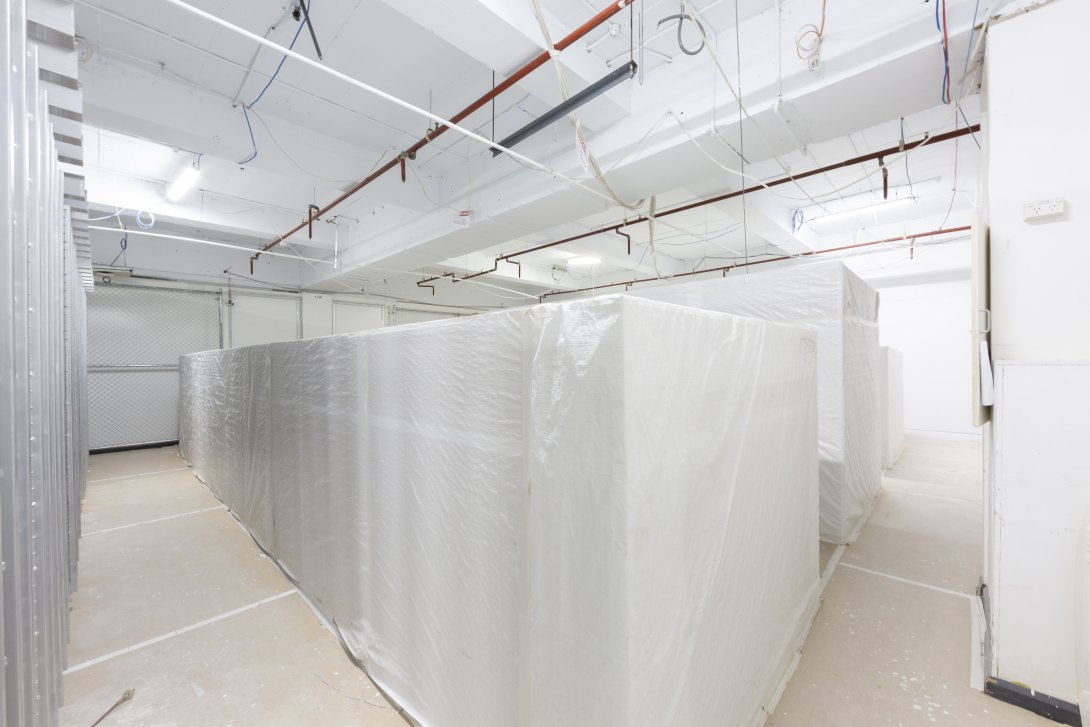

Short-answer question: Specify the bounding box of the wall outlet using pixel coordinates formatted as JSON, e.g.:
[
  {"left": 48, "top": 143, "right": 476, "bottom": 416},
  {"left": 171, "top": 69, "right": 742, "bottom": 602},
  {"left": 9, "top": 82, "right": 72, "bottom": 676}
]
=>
[{"left": 1023, "top": 199, "right": 1065, "bottom": 221}]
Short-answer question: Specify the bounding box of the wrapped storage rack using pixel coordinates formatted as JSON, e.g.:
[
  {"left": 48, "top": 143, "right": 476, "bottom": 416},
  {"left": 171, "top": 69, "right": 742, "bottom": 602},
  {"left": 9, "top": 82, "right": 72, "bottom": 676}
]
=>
[
  {"left": 630, "top": 261, "right": 882, "bottom": 544},
  {"left": 180, "top": 295, "right": 821, "bottom": 727},
  {"left": 879, "top": 346, "right": 905, "bottom": 469}
]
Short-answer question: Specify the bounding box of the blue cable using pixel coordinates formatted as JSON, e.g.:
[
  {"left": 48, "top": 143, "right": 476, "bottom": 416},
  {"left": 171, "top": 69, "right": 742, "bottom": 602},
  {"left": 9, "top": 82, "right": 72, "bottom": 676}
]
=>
[
  {"left": 249, "top": 0, "right": 311, "bottom": 108},
  {"left": 935, "top": 0, "right": 950, "bottom": 104},
  {"left": 237, "top": 0, "right": 313, "bottom": 165},
  {"left": 958, "top": 0, "right": 983, "bottom": 98},
  {"left": 238, "top": 104, "right": 258, "bottom": 165}
]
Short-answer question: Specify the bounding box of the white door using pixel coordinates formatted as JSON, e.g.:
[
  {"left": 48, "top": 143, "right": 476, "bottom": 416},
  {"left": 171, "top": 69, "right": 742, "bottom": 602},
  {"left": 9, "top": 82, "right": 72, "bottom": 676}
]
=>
[
  {"left": 333, "top": 301, "right": 384, "bottom": 333},
  {"left": 229, "top": 294, "right": 300, "bottom": 347}
]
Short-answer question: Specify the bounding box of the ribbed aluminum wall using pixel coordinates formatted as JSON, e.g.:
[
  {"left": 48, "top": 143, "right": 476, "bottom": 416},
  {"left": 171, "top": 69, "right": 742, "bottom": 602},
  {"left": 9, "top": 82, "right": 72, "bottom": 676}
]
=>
[{"left": 2, "top": 2, "right": 88, "bottom": 725}]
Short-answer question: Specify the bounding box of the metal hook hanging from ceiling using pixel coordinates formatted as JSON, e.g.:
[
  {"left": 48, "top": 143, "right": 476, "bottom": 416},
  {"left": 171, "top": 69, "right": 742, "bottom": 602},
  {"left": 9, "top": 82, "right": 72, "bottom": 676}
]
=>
[{"left": 657, "top": 3, "right": 705, "bottom": 56}]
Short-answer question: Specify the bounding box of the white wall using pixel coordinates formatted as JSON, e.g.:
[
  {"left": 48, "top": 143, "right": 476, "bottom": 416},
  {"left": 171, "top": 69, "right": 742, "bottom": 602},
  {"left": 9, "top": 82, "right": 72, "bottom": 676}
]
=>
[
  {"left": 230, "top": 293, "right": 301, "bottom": 348},
  {"left": 987, "top": 0, "right": 1090, "bottom": 363},
  {"left": 983, "top": 0, "right": 1090, "bottom": 706},
  {"left": 90, "top": 271, "right": 479, "bottom": 349},
  {"left": 302, "top": 293, "right": 334, "bottom": 338},
  {"left": 990, "top": 363, "right": 1090, "bottom": 705},
  {"left": 877, "top": 279, "right": 977, "bottom": 435}
]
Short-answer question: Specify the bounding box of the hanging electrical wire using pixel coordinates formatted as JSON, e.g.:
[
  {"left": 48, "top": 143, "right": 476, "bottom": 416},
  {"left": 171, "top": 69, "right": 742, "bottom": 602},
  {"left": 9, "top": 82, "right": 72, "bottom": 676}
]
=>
[
  {"left": 936, "top": 0, "right": 952, "bottom": 104},
  {"left": 237, "top": 0, "right": 314, "bottom": 165},
  {"left": 668, "top": 109, "right": 936, "bottom": 207},
  {"left": 528, "top": 0, "right": 642, "bottom": 212},
  {"left": 658, "top": 3, "right": 706, "bottom": 56},
  {"left": 676, "top": 0, "right": 841, "bottom": 212},
  {"left": 647, "top": 195, "right": 663, "bottom": 277},
  {"left": 134, "top": 209, "right": 156, "bottom": 229},
  {"left": 938, "top": 107, "right": 961, "bottom": 229},
  {"left": 900, "top": 116, "right": 915, "bottom": 197},
  {"left": 734, "top": 0, "right": 749, "bottom": 268},
  {"left": 247, "top": 106, "right": 365, "bottom": 184},
  {"left": 108, "top": 232, "right": 128, "bottom": 267},
  {"left": 795, "top": 0, "right": 827, "bottom": 64}
]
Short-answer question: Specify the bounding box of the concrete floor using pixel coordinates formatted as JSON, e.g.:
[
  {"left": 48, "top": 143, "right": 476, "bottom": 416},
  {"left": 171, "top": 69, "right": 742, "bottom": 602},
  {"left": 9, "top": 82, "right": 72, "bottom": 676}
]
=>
[
  {"left": 61, "top": 434, "right": 1051, "bottom": 726},
  {"left": 771, "top": 433, "right": 1051, "bottom": 727},
  {"left": 61, "top": 446, "right": 404, "bottom": 726}
]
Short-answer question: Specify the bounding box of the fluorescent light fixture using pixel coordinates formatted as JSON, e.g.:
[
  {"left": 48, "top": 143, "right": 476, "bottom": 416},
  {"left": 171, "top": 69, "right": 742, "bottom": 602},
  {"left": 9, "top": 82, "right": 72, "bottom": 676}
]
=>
[
  {"left": 491, "top": 61, "right": 637, "bottom": 157},
  {"left": 812, "top": 196, "right": 915, "bottom": 225},
  {"left": 568, "top": 255, "right": 601, "bottom": 267},
  {"left": 165, "top": 165, "right": 200, "bottom": 201}
]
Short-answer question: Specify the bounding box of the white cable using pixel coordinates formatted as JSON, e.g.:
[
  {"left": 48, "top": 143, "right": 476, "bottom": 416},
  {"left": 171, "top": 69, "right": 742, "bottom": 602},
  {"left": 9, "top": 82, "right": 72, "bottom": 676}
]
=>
[
  {"left": 247, "top": 107, "right": 362, "bottom": 185},
  {"left": 528, "top": 0, "right": 641, "bottom": 211},
  {"left": 794, "top": 0, "right": 827, "bottom": 63},
  {"left": 678, "top": 0, "right": 833, "bottom": 211},
  {"left": 89, "top": 225, "right": 334, "bottom": 264},
  {"left": 158, "top": 0, "right": 626, "bottom": 210},
  {"left": 670, "top": 110, "right": 935, "bottom": 205},
  {"left": 647, "top": 195, "right": 662, "bottom": 278}
]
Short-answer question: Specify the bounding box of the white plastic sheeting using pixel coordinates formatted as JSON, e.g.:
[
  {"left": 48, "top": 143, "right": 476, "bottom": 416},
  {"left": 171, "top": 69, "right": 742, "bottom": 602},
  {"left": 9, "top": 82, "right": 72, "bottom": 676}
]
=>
[
  {"left": 180, "top": 295, "right": 821, "bottom": 727},
  {"left": 630, "top": 261, "right": 881, "bottom": 544},
  {"left": 1080, "top": 511, "right": 1090, "bottom": 727},
  {"left": 879, "top": 346, "right": 905, "bottom": 469}
]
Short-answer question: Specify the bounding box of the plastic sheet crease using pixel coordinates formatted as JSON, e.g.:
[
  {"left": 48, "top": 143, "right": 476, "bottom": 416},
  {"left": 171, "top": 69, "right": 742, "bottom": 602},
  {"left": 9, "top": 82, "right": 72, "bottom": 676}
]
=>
[
  {"left": 879, "top": 346, "right": 905, "bottom": 469},
  {"left": 180, "top": 295, "right": 820, "bottom": 727},
  {"left": 630, "top": 261, "right": 882, "bottom": 544}
]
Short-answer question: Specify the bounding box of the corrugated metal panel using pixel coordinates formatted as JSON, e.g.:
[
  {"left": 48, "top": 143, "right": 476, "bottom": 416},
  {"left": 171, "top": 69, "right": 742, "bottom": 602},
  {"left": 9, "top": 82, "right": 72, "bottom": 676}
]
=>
[{"left": 1, "top": 4, "right": 87, "bottom": 723}]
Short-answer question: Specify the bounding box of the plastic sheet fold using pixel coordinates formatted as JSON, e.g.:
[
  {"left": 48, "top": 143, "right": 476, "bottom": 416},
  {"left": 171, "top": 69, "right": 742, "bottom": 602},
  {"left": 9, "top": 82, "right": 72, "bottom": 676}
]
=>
[
  {"left": 630, "top": 261, "right": 882, "bottom": 543},
  {"left": 180, "top": 295, "right": 820, "bottom": 727},
  {"left": 879, "top": 346, "right": 905, "bottom": 469}
]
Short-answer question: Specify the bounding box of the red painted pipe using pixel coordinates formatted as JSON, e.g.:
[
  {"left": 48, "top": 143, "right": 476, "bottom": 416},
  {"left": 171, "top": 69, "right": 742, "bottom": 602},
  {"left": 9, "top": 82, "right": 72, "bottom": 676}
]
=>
[
  {"left": 416, "top": 125, "right": 978, "bottom": 289},
  {"left": 540, "top": 225, "right": 972, "bottom": 299},
  {"left": 264, "top": 0, "right": 635, "bottom": 254}
]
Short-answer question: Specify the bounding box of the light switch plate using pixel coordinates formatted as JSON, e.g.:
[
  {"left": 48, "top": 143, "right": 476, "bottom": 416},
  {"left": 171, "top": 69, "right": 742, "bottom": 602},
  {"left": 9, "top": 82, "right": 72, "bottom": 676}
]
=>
[{"left": 1023, "top": 199, "right": 1065, "bottom": 221}]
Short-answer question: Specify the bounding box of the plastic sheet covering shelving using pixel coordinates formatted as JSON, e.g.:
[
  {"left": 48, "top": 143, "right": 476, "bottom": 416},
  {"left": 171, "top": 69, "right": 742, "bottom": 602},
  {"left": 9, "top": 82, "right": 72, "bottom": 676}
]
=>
[
  {"left": 879, "top": 346, "right": 905, "bottom": 469},
  {"left": 630, "top": 261, "right": 881, "bottom": 544},
  {"left": 2, "top": 2, "right": 90, "bottom": 724},
  {"left": 180, "top": 295, "right": 821, "bottom": 727}
]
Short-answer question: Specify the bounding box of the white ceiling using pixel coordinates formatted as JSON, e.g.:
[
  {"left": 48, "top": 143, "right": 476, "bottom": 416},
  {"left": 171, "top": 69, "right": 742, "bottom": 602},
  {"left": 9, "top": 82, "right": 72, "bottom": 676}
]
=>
[{"left": 77, "top": 0, "right": 988, "bottom": 305}]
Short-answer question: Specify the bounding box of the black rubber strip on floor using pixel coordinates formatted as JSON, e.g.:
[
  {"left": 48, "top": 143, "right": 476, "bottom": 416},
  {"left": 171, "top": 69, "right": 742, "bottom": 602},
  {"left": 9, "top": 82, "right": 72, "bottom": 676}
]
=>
[
  {"left": 984, "top": 677, "right": 1082, "bottom": 726},
  {"left": 89, "top": 440, "right": 179, "bottom": 455}
]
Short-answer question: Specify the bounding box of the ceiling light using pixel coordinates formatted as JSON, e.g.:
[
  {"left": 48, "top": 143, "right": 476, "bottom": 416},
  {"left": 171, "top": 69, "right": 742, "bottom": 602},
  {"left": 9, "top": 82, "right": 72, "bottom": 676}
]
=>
[
  {"left": 812, "top": 197, "right": 915, "bottom": 225},
  {"left": 165, "top": 163, "right": 200, "bottom": 202},
  {"left": 568, "top": 255, "right": 601, "bottom": 267}
]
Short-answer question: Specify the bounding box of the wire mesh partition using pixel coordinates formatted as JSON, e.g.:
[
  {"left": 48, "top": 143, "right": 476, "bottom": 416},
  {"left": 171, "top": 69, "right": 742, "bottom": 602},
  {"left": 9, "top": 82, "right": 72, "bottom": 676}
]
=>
[
  {"left": 86, "top": 286, "right": 221, "bottom": 449},
  {"left": 1, "top": 2, "right": 89, "bottom": 724}
]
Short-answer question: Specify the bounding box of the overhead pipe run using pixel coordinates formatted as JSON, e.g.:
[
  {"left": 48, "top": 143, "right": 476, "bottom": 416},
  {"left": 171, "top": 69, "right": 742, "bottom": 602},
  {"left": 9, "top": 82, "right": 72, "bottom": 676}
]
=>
[
  {"left": 172, "top": 0, "right": 635, "bottom": 255},
  {"left": 415, "top": 124, "right": 980, "bottom": 293},
  {"left": 159, "top": 0, "right": 637, "bottom": 260},
  {"left": 540, "top": 225, "right": 972, "bottom": 299}
]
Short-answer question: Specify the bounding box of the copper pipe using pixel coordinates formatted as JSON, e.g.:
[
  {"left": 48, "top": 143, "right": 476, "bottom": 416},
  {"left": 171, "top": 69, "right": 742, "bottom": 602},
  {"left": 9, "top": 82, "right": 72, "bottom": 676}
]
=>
[
  {"left": 416, "top": 125, "right": 978, "bottom": 289},
  {"left": 617, "top": 229, "right": 631, "bottom": 255},
  {"left": 540, "top": 226, "right": 972, "bottom": 299},
  {"left": 263, "top": 0, "right": 635, "bottom": 254},
  {"left": 496, "top": 125, "right": 978, "bottom": 263}
]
